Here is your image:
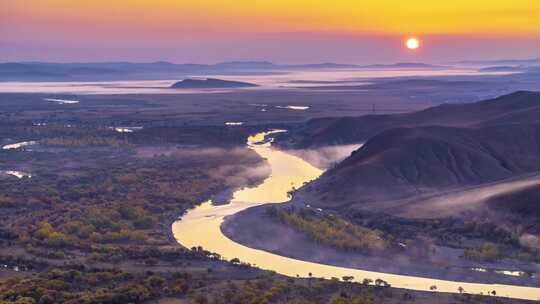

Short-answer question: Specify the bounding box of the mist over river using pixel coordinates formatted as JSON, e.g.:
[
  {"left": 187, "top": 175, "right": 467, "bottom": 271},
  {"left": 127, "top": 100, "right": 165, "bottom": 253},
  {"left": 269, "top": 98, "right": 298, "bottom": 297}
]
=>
[
  {"left": 172, "top": 131, "right": 540, "bottom": 301},
  {"left": 0, "top": 67, "right": 511, "bottom": 94}
]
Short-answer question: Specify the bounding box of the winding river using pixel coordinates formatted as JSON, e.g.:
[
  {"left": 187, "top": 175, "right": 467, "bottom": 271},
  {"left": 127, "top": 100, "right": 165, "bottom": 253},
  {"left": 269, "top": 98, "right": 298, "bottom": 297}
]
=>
[{"left": 172, "top": 131, "right": 540, "bottom": 301}]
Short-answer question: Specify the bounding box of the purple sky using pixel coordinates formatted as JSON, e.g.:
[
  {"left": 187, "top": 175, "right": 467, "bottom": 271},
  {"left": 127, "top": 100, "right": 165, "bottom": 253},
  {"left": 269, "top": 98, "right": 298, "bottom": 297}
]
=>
[{"left": 2, "top": 32, "right": 540, "bottom": 64}]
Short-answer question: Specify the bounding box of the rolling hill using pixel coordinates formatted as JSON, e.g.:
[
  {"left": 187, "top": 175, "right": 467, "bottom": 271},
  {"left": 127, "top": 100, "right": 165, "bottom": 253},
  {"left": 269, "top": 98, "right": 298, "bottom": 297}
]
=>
[
  {"left": 299, "top": 123, "right": 540, "bottom": 209},
  {"left": 276, "top": 91, "right": 540, "bottom": 148},
  {"left": 289, "top": 91, "right": 540, "bottom": 222}
]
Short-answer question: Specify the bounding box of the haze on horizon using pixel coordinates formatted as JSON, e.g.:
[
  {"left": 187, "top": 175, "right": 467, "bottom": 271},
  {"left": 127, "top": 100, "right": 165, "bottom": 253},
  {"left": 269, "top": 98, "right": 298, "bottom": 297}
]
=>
[{"left": 1, "top": 0, "right": 540, "bottom": 64}]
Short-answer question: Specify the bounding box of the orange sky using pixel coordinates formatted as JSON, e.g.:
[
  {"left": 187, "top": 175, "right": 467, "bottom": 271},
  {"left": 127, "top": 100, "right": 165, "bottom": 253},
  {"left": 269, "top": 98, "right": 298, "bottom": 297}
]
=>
[
  {"left": 2, "top": 1, "right": 540, "bottom": 62},
  {"left": 4, "top": 1, "right": 540, "bottom": 35}
]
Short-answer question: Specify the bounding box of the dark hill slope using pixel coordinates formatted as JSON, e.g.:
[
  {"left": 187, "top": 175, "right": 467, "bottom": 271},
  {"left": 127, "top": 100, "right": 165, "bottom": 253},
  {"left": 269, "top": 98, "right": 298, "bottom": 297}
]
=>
[
  {"left": 301, "top": 123, "right": 540, "bottom": 209},
  {"left": 487, "top": 184, "right": 540, "bottom": 218},
  {"left": 276, "top": 91, "right": 540, "bottom": 148},
  {"left": 485, "top": 184, "right": 540, "bottom": 233}
]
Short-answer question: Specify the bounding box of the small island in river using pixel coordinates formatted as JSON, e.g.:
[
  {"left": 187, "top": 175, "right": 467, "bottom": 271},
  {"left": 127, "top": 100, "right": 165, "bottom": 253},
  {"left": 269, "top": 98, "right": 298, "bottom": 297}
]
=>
[{"left": 171, "top": 78, "right": 258, "bottom": 89}]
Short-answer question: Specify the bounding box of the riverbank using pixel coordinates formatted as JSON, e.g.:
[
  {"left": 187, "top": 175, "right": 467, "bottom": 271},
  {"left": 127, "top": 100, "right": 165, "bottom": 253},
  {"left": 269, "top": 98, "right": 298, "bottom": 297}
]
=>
[{"left": 221, "top": 203, "right": 540, "bottom": 287}]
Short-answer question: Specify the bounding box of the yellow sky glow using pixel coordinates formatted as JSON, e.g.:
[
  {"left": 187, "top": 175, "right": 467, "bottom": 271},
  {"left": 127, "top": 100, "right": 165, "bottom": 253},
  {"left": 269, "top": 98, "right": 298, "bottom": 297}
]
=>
[{"left": 3, "top": 0, "right": 540, "bottom": 36}]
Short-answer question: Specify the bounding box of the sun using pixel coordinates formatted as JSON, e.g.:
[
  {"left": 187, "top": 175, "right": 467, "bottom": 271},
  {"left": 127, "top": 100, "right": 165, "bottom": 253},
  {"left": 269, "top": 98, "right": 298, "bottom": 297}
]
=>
[{"left": 406, "top": 37, "right": 420, "bottom": 50}]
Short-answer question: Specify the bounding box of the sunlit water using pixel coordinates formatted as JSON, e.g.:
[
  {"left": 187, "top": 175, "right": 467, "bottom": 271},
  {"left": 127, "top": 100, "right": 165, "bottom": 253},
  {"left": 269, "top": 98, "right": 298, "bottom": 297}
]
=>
[
  {"left": 0, "top": 80, "right": 211, "bottom": 95},
  {"left": 111, "top": 126, "right": 144, "bottom": 133},
  {"left": 172, "top": 131, "right": 540, "bottom": 301},
  {"left": 275, "top": 105, "right": 310, "bottom": 110},
  {"left": 225, "top": 122, "right": 244, "bottom": 126},
  {"left": 44, "top": 98, "right": 80, "bottom": 104},
  {"left": 2, "top": 141, "right": 37, "bottom": 150},
  {"left": 472, "top": 268, "right": 528, "bottom": 278},
  {"left": 1, "top": 171, "right": 32, "bottom": 179}
]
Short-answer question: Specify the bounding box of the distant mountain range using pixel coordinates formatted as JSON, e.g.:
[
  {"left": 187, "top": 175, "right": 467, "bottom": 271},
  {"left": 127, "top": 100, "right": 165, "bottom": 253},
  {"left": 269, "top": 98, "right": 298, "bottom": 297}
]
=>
[
  {"left": 276, "top": 91, "right": 540, "bottom": 148},
  {"left": 360, "top": 62, "right": 449, "bottom": 69},
  {"left": 0, "top": 61, "right": 358, "bottom": 81},
  {"left": 457, "top": 57, "right": 540, "bottom": 66},
  {"left": 479, "top": 65, "right": 540, "bottom": 73},
  {"left": 0, "top": 61, "right": 452, "bottom": 82},
  {"left": 4, "top": 58, "right": 538, "bottom": 82},
  {"left": 478, "top": 66, "right": 526, "bottom": 72}
]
